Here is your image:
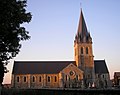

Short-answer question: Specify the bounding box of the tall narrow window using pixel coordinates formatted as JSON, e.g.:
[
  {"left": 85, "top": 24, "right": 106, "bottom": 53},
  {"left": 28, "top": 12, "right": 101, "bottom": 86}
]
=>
[
  {"left": 54, "top": 76, "right": 57, "bottom": 82},
  {"left": 76, "top": 75, "right": 79, "bottom": 80},
  {"left": 79, "top": 75, "right": 81, "bottom": 79},
  {"left": 48, "top": 76, "right": 50, "bottom": 82},
  {"left": 17, "top": 76, "right": 19, "bottom": 82},
  {"left": 81, "top": 47, "right": 83, "bottom": 54},
  {"left": 39, "top": 76, "right": 42, "bottom": 82},
  {"left": 32, "top": 76, "right": 35, "bottom": 82},
  {"left": 66, "top": 75, "right": 67, "bottom": 81},
  {"left": 103, "top": 75, "right": 104, "bottom": 78},
  {"left": 86, "top": 47, "right": 88, "bottom": 54},
  {"left": 24, "top": 76, "right": 27, "bottom": 82}
]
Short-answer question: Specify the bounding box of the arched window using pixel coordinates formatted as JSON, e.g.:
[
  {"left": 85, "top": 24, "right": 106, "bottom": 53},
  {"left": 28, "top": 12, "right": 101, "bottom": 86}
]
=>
[
  {"left": 103, "top": 75, "right": 104, "bottom": 78},
  {"left": 76, "top": 75, "right": 79, "bottom": 80},
  {"left": 32, "top": 76, "right": 35, "bottom": 82},
  {"left": 48, "top": 76, "right": 50, "bottom": 82},
  {"left": 39, "top": 76, "right": 42, "bottom": 82},
  {"left": 81, "top": 47, "right": 83, "bottom": 54},
  {"left": 17, "top": 76, "right": 19, "bottom": 82},
  {"left": 86, "top": 47, "right": 88, "bottom": 54},
  {"left": 23, "top": 76, "right": 27, "bottom": 82},
  {"left": 54, "top": 76, "right": 57, "bottom": 82},
  {"left": 66, "top": 75, "right": 67, "bottom": 81}
]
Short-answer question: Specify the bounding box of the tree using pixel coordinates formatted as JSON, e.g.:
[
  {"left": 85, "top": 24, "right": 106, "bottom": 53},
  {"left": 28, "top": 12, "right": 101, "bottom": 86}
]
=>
[{"left": 0, "top": 0, "right": 32, "bottom": 86}]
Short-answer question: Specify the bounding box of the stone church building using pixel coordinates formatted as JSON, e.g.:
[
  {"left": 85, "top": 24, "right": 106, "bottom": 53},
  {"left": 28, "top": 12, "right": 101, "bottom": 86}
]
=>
[{"left": 11, "top": 10, "right": 110, "bottom": 89}]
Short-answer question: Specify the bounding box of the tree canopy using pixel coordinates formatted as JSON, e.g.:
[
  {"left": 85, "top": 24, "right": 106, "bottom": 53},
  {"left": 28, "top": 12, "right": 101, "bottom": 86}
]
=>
[{"left": 0, "top": 0, "right": 32, "bottom": 85}]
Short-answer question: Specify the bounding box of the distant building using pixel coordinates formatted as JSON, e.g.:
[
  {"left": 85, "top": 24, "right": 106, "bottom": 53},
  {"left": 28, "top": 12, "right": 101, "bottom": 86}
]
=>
[
  {"left": 114, "top": 72, "right": 120, "bottom": 86},
  {"left": 11, "top": 9, "right": 110, "bottom": 89}
]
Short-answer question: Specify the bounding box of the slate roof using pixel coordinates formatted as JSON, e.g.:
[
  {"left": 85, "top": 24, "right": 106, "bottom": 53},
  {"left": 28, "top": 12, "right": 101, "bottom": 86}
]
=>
[
  {"left": 12, "top": 60, "right": 109, "bottom": 75},
  {"left": 12, "top": 61, "right": 75, "bottom": 74},
  {"left": 94, "top": 60, "right": 109, "bottom": 74},
  {"left": 77, "top": 9, "right": 89, "bottom": 37}
]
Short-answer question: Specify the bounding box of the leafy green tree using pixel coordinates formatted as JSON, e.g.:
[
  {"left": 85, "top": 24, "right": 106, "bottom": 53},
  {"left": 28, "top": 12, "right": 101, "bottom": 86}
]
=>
[{"left": 0, "top": 0, "right": 32, "bottom": 86}]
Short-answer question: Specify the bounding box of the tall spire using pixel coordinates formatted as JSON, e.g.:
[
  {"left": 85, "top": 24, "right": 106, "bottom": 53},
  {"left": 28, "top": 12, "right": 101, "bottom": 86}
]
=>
[
  {"left": 75, "top": 9, "right": 92, "bottom": 43},
  {"left": 77, "top": 9, "right": 88, "bottom": 36}
]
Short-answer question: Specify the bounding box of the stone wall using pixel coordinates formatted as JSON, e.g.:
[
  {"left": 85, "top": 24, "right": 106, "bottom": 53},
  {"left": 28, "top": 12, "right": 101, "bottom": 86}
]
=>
[
  {"left": 12, "top": 63, "right": 84, "bottom": 88},
  {"left": 60, "top": 63, "right": 83, "bottom": 88},
  {"left": 95, "top": 73, "right": 111, "bottom": 88},
  {"left": 12, "top": 74, "right": 60, "bottom": 88}
]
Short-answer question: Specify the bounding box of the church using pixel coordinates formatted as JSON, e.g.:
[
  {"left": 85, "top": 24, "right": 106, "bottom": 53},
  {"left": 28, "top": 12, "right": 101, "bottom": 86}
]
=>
[{"left": 11, "top": 9, "right": 110, "bottom": 89}]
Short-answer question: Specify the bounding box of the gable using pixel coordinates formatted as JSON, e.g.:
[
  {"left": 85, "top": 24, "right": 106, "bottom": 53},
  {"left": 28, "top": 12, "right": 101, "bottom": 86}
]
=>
[
  {"left": 12, "top": 61, "right": 76, "bottom": 74},
  {"left": 61, "top": 63, "right": 83, "bottom": 75},
  {"left": 94, "top": 60, "right": 109, "bottom": 74}
]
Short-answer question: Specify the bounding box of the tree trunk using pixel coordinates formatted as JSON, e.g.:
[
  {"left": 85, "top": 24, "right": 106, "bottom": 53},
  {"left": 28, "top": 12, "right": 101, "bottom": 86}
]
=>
[{"left": 0, "top": 61, "right": 4, "bottom": 86}]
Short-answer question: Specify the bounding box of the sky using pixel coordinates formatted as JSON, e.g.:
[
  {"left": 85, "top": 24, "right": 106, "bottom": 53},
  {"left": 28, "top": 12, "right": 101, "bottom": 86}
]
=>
[{"left": 3, "top": 0, "right": 120, "bottom": 84}]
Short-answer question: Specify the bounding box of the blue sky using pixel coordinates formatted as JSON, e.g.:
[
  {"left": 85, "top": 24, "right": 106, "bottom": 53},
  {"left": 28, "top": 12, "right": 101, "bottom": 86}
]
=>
[{"left": 3, "top": 0, "right": 120, "bottom": 84}]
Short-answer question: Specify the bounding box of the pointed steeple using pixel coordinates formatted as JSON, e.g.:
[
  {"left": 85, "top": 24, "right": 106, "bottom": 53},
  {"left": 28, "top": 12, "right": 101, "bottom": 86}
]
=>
[
  {"left": 75, "top": 9, "right": 92, "bottom": 43},
  {"left": 77, "top": 9, "right": 88, "bottom": 35},
  {"left": 74, "top": 9, "right": 95, "bottom": 87}
]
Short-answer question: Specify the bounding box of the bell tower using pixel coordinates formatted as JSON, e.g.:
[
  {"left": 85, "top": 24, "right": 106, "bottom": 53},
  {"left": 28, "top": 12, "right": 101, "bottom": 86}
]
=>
[{"left": 74, "top": 9, "right": 95, "bottom": 87}]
